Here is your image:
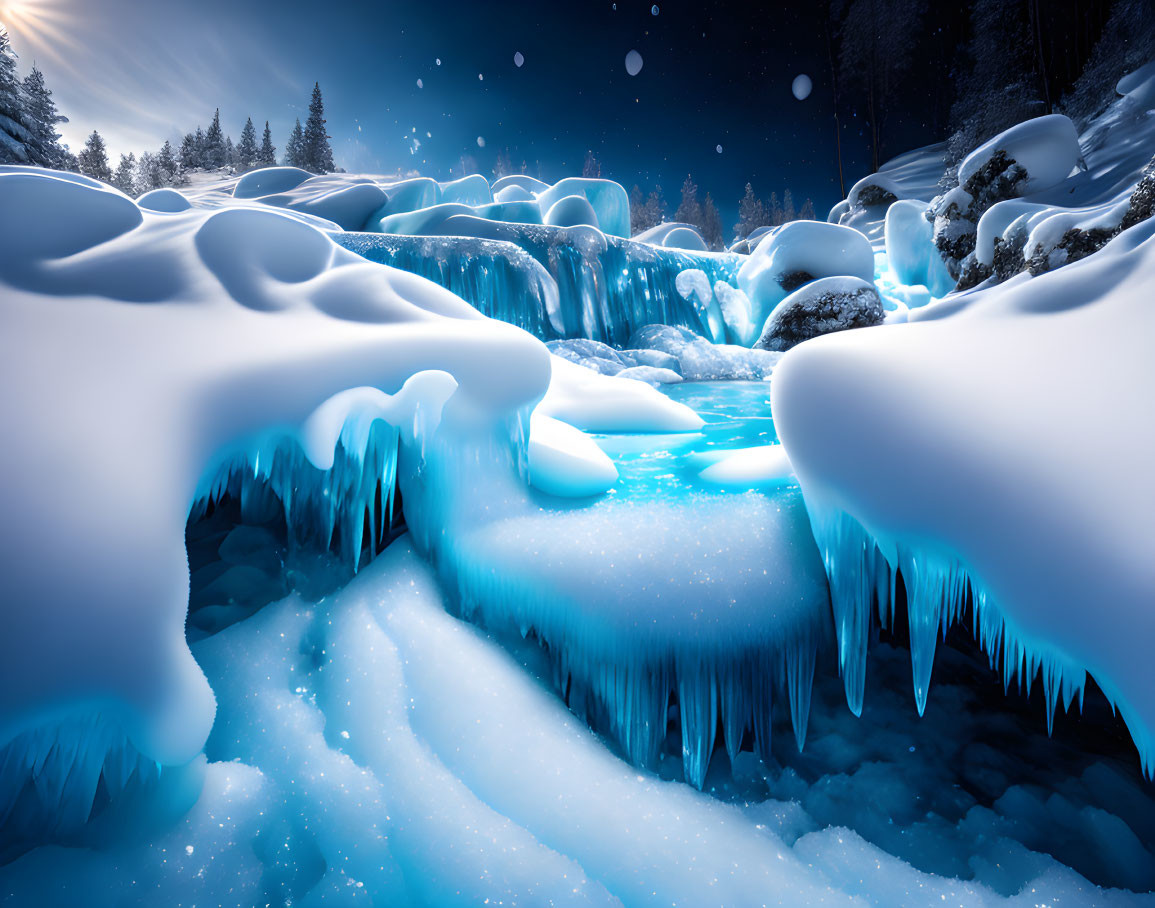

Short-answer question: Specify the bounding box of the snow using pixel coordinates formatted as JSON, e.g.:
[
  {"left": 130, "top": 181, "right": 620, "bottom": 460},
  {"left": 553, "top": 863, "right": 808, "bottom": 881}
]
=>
[
  {"left": 0, "top": 166, "right": 548, "bottom": 825},
  {"left": 136, "top": 187, "right": 191, "bottom": 212},
  {"left": 543, "top": 192, "right": 600, "bottom": 229},
  {"left": 958, "top": 114, "right": 1082, "bottom": 195},
  {"left": 528, "top": 412, "right": 619, "bottom": 497},
  {"left": 737, "top": 220, "right": 877, "bottom": 346},
  {"left": 771, "top": 213, "right": 1155, "bottom": 775},
  {"left": 634, "top": 220, "right": 708, "bottom": 251},
  {"left": 698, "top": 443, "right": 795, "bottom": 489}
]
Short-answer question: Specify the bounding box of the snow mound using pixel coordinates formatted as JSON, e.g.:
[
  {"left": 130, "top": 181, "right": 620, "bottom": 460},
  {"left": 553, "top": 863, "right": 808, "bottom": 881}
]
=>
[
  {"left": 0, "top": 166, "right": 549, "bottom": 844},
  {"left": 755, "top": 276, "right": 884, "bottom": 352},
  {"left": 698, "top": 443, "right": 795, "bottom": 489},
  {"left": 528, "top": 413, "right": 618, "bottom": 497},
  {"left": 136, "top": 187, "right": 192, "bottom": 212},
  {"left": 544, "top": 193, "right": 600, "bottom": 229},
  {"left": 635, "top": 221, "right": 709, "bottom": 251},
  {"left": 772, "top": 214, "right": 1155, "bottom": 774},
  {"left": 737, "top": 221, "right": 877, "bottom": 346},
  {"left": 232, "top": 166, "right": 312, "bottom": 199}
]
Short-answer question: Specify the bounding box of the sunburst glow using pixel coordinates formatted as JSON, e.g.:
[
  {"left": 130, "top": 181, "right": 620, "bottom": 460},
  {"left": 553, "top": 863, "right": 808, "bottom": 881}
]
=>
[{"left": 0, "top": 0, "right": 76, "bottom": 67}]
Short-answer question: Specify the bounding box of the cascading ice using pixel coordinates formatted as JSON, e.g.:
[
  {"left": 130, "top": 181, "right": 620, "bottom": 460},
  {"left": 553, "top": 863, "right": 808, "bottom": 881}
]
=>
[{"left": 336, "top": 224, "right": 742, "bottom": 347}]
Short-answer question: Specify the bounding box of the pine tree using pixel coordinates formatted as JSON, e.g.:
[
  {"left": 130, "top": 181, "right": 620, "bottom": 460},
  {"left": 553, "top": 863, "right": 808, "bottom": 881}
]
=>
[
  {"left": 203, "top": 108, "right": 225, "bottom": 168},
  {"left": 781, "top": 189, "right": 796, "bottom": 223},
  {"left": 179, "top": 131, "right": 200, "bottom": 169},
  {"left": 644, "top": 185, "right": 667, "bottom": 228},
  {"left": 285, "top": 118, "right": 304, "bottom": 167},
  {"left": 629, "top": 184, "right": 647, "bottom": 235},
  {"left": 21, "top": 66, "right": 70, "bottom": 168},
  {"left": 258, "top": 120, "right": 276, "bottom": 167},
  {"left": 113, "top": 153, "right": 137, "bottom": 195},
  {"left": 0, "top": 26, "right": 33, "bottom": 164},
  {"left": 156, "top": 140, "right": 178, "bottom": 184},
  {"left": 302, "top": 83, "right": 334, "bottom": 173},
  {"left": 702, "top": 193, "right": 724, "bottom": 250},
  {"left": 77, "top": 130, "right": 112, "bottom": 182},
  {"left": 235, "top": 116, "right": 257, "bottom": 171},
  {"left": 798, "top": 198, "right": 816, "bottom": 220},
  {"left": 135, "top": 151, "right": 161, "bottom": 191},
  {"left": 223, "top": 135, "right": 236, "bottom": 169},
  {"left": 735, "top": 182, "right": 768, "bottom": 239},
  {"left": 766, "top": 191, "right": 783, "bottom": 226},
  {"left": 674, "top": 174, "right": 703, "bottom": 231}
]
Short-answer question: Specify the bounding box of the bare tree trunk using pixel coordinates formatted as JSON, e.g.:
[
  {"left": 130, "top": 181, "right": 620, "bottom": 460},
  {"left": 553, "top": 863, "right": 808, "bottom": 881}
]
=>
[
  {"left": 1029, "top": 0, "right": 1052, "bottom": 113},
  {"left": 823, "top": 9, "right": 847, "bottom": 197}
]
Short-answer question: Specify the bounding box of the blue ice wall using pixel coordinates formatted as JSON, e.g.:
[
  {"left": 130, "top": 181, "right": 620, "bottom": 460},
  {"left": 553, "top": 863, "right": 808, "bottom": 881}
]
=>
[{"left": 335, "top": 226, "right": 742, "bottom": 347}]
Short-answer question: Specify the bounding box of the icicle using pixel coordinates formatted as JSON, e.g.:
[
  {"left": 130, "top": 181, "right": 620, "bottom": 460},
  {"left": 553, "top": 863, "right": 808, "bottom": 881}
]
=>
[
  {"left": 752, "top": 660, "right": 774, "bottom": 766},
  {"left": 786, "top": 643, "right": 815, "bottom": 752},
  {"left": 720, "top": 661, "right": 750, "bottom": 767},
  {"left": 678, "top": 663, "right": 717, "bottom": 789}
]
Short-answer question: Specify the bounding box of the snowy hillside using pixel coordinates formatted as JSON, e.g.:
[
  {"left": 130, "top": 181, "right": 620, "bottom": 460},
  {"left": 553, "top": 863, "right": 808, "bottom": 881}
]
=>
[{"left": 1, "top": 56, "right": 1155, "bottom": 908}]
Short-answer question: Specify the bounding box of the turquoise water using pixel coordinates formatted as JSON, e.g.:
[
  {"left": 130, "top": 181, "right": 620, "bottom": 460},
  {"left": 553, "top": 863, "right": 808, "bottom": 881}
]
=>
[{"left": 593, "top": 381, "right": 787, "bottom": 503}]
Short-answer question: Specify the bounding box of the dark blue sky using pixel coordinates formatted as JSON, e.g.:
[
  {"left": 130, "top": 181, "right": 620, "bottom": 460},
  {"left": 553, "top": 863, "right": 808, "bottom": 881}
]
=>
[{"left": 2, "top": 0, "right": 930, "bottom": 226}]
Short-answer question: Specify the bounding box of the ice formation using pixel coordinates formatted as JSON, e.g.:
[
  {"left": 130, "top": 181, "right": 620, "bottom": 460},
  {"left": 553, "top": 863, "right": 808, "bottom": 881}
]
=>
[
  {"left": 772, "top": 213, "right": 1155, "bottom": 773},
  {"left": 336, "top": 226, "right": 741, "bottom": 347},
  {"left": 0, "top": 166, "right": 548, "bottom": 845}
]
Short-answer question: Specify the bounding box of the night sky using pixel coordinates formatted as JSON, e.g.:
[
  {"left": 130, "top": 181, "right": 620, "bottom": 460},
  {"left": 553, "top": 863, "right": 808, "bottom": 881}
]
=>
[{"left": 1, "top": 0, "right": 947, "bottom": 225}]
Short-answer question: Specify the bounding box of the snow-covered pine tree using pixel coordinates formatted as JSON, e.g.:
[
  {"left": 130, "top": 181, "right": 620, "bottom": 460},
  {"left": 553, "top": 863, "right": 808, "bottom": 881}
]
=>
[
  {"left": 734, "top": 182, "right": 767, "bottom": 239},
  {"left": 203, "top": 108, "right": 225, "bottom": 168},
  {"left": 178, "top": 131, "right": 199, "bottom": 169},
  {"left": 112, "top": 153, "right": 137, "bottom": 195},
  {"left": 258, "top": 120, "right": 276, "bottom": 167},
  {"left": 629, "top": 185, "right": 646, "bottom": 234},
  {"left": 235, "top": 117, "right": 257, "bottom": 171},
  {"left": 798, "top": 198, "right": 816, "bottom": 220},
  {"left": 0, "top": 26, "right": 33, "bottom": 164},
  {"left": 135, "top": 150, "right": 161, "bottom": 191},
  {"left": 766, "top": 191, "right": 783, "bottom": 226},
  {"left": 674, "top": 174, "right": 703, "bottom": 232},
  {"left": 702, "top": 194, "right": 724, "bottom": 250},
  {"left": 781, "top": 189, "right": 796, "bottom": 223},
  {"left": 285, "top": 118, "right": 304, "bottom": 167},
  {"left": 156, "top": 140, "right": 178, "bottom": 184},
  {"left": 302, "top": 83, "right": 334, "bottom": 173},
  {"left": 644, "top": 185, "right": 666, "bottom": 227},
  {"left": 21, "top": 66, "right": 70, "bottom": 169},
  {"left": 77, "top": 130, "right": 112, "bottom": 182},
  {"left": 223, "top": 135, "right": 236, "bottom": 169}
]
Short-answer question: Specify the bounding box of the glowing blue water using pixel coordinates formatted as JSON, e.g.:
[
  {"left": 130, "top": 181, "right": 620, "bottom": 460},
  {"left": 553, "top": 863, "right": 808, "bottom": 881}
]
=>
[{"left": 595, "top": 381, "right": 786, "bottom": 504}]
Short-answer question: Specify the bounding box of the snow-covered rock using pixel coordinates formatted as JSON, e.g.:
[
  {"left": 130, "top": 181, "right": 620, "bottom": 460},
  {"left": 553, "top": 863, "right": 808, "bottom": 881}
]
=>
[
  {"left": 737, "top": 221, "right": 876, "bottom": 346},
  {"left": 544, "top": 193, "right": 600, "bottom": 229},
  {"left": 958, "top": 115, "right": 1082, "bottom": 195},
  {"left": 528, "top": 413, "right": 618, "bottom": 497},
  {"left": 137, "top": 187, "right": 192, "bottom": 212},
  {"left": 635, "top": 221, "right": 709, "bottom": 251},
  {"left": 629, "top": 324, "right": 781, "bottom": 381},
  {"left": 754, "top": 276, "right": 884, "bottom": 352}
]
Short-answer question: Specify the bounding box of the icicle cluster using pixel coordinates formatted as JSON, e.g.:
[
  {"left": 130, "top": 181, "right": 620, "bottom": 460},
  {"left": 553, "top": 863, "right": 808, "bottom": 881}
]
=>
[
  {"left": 336, "top": 226, "right": 741, "bottom": 347},
  {"left": 401, "top": 422, "right": 826, "bottom": 790},
  {"left": 0, "top": 713, "right": 166, "bottom": 851},
  {"left": 189, "top": 418, "right": 401, "bottom": 574},
  {"left": 808, "top": 506, "right": 1154, "bottom": 776}
]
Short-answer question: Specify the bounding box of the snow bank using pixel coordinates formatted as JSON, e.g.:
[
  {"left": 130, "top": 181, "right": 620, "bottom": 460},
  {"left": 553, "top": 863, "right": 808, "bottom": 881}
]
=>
[
  {"left": 0, "top": 167, "right": 549, "bottom": 840},
  {"left": 635, "top": 221, "right": 709, "bottom": 251},
  {"left": 772, "top": 214, "right": 1155, "bottom": 774}
]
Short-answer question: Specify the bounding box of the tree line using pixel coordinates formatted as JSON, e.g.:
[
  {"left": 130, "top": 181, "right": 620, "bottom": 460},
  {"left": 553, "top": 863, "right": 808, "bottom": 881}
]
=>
[
  {"left": 0, "top": 29, "right": 336, "bottom": 195},
  {"left": 629, "top": 177, "right": 816, "bottom": 250}
]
